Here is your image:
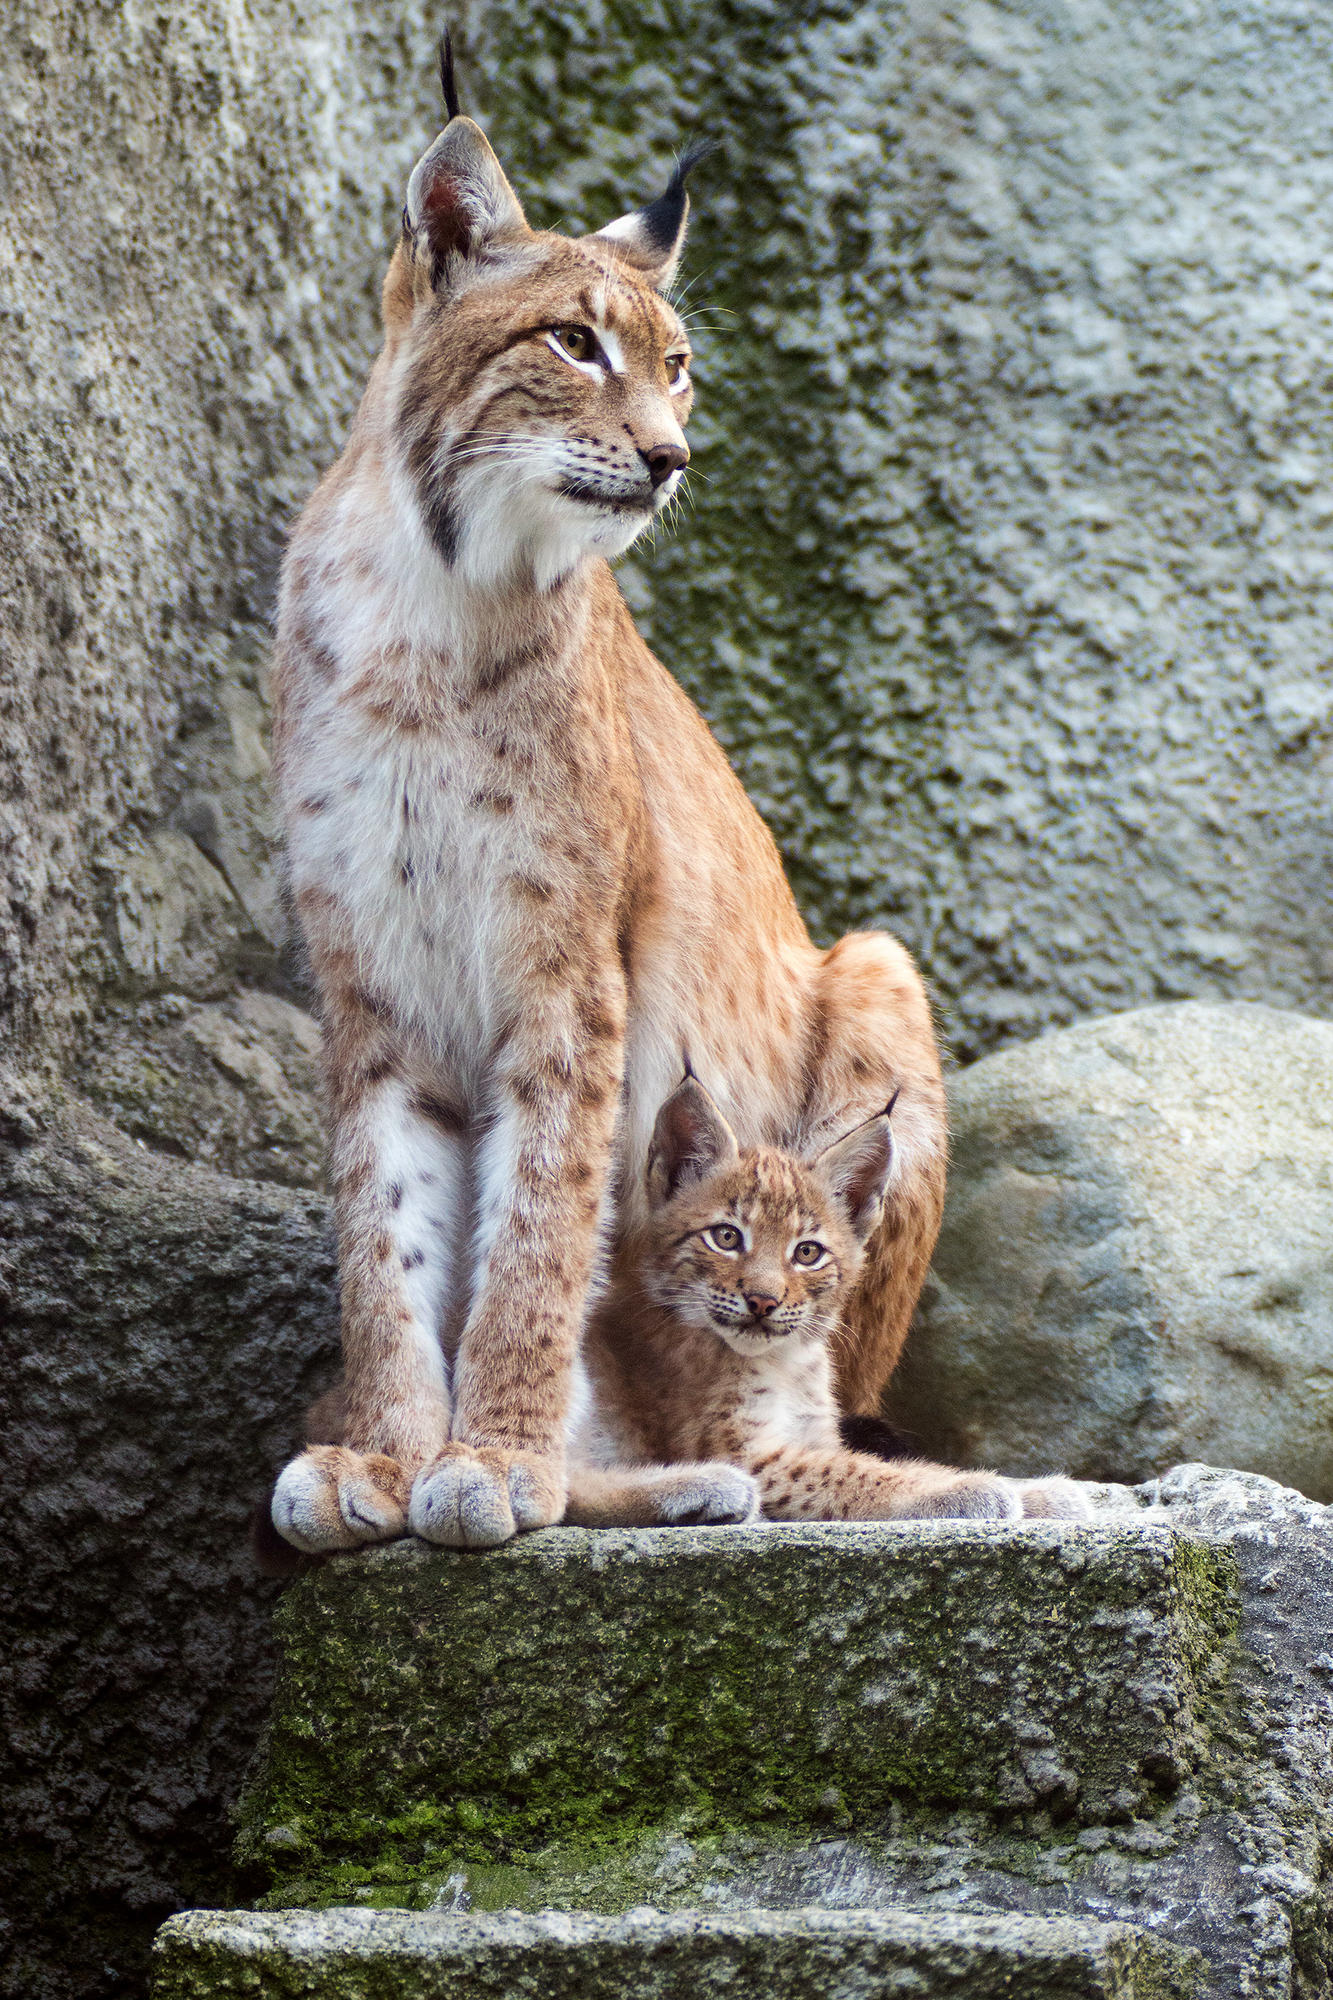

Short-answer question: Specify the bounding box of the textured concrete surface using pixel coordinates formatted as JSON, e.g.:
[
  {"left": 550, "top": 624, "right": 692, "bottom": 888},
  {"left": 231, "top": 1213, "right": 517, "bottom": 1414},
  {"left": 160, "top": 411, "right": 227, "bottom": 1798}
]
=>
[
  {"left": 892, "top": 1003, "right": 1333, "bottom": 1493},
  {"left": 199, "top": 1470, "right": 1333, "bottom": 1999},
  {"left": 0, "top": 1079, "right": 338, "bottom": 2000},
  {"left": 149, "top": 1906, "right": 1203, "bottom": 2000},
  {"left": 0, "top": 0, "right": 443, "bottom": 1073},
  {"left": 466, "top": 0, "right": 1333, "bottom": 1058},
  {"left": 6, "top": 0, "right": 1333, "bottom": 1082},
  {"left": 8, "top": 2, "right": 1333, "bottom": 1997},
  {"left": 235, "top": 1520, "right": 1236, "bottom": 1897}
]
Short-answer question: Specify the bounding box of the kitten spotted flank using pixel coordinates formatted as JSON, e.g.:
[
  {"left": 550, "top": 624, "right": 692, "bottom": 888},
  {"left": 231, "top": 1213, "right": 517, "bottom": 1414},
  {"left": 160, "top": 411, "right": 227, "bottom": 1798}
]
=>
[
  {"left": 268, "top": 52, "right": 953, "bottom": 1559},
  {"left": 567, "top": 1077, "right": 1087, "bottom": 1526}
]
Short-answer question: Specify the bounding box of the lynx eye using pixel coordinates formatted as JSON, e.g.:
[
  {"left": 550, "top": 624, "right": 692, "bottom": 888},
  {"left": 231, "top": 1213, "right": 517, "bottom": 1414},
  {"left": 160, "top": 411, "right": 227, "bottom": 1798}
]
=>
[
  {"left": 703, "top": 1222, "right": 743, "bottom": 1253},
  {"left": 554, "top": 325, "right": 598, "bottom": 362},
  {"left": 665, "top": 352, "right": 689, "bottom": 387},
  {"left": 791, "top": 1239, "right": 827, "bottom": 1268}
]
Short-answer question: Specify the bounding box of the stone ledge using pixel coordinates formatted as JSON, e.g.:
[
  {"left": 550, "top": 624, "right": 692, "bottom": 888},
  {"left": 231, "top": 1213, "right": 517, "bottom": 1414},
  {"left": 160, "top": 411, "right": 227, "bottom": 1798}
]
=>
[
  {"left": 151, "top": 1905, "right": 1203, "bottom": 1999},
  {"left": 237, "top": 1519, "right": 1238, "bottom": 1897}
]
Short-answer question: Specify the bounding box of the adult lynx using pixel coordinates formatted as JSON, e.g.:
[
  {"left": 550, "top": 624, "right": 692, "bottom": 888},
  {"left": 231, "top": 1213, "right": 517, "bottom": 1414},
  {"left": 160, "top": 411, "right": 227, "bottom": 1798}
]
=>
[
  {"left": 564, "top": 1076, "right": 1085, "bottom": 1525},
  {"left": 269, "top": 58, "right": 948, "bottom": 1556}
]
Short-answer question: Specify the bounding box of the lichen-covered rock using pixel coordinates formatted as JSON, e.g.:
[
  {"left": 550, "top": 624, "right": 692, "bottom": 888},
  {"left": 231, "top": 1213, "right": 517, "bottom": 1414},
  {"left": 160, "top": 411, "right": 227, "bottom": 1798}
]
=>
[
  {"left": 149, "top": 1906, "right": 1204, "bottom": 2000},
  {"left": 236, "top": 1521, "right": 1237, "bottom": 1901},
  {"left": 0, "top": 1080, "right": 338, "bottom": 2000},
  {"left": 0, "top": 0, "right": 444, "bottom": 1067},
  {"left": 465, "top": 0, "right": 1333, "bottom": 1059},
  {"left": 83, "top": 990, "right": 327, "bottom": 1190},
  {"left": 179, "top": 1467, "right": 1333, "bottom": 2000},
  {"left": 891, "top": 1003, "right": 1333, "bottom": 1494}
]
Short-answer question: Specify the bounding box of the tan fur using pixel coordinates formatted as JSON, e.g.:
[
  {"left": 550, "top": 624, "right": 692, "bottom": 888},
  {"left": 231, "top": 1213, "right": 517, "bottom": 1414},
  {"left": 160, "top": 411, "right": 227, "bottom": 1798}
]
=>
[
  {"left": 268, "top": 105, "right": 948, "bottom": 1556},
  {"left": 568, "top": 1080, "right": 1086, "bottom": 1525}
]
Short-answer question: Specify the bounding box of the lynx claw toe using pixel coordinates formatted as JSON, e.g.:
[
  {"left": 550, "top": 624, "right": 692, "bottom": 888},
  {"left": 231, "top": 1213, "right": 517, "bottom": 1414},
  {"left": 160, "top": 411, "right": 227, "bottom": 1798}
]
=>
[
  {"left": 271, "top": 1446, "right": 409, "bottom": 1554},
  {"left": 410, "top": 1449, "right": 509, "bottom": 1548},
  {"left": 503, "top": 1454, "right": 565, "bottom": 1533},
  {"left": 410, "top": 1447, "right": 562, "bottom": 1548},
  {"left": 661, "top": 1465, "right": 759, "bottom": 1526}
]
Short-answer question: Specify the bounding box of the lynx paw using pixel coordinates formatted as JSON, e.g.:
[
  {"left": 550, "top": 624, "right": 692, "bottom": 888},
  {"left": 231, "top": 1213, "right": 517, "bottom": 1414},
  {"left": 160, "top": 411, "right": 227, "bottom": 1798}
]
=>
[
  {"left": 409, "top": 1445, "right": 565, "bottom": 1549},
  {"left": 1014, "top": 1476, "right": 1093, "bottom": 1520},
  {"left": 271, "top": 1446, "right": 411, "bottom": 1554},
  {"left": 909, "top": 1471, "right": 1023, "bottom": 1522},
  {"left": 655, "top": 1464, "right": 760, "bottom": 1526}
]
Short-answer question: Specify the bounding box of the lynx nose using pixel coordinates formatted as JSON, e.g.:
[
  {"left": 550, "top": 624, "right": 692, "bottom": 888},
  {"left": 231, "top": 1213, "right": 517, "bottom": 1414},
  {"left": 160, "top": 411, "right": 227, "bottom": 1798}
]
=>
[
  {"left": 643, "top": 442, "right": 688, "bottom": 488},
  {"left": 745, "top": 1292, "right": 779, "bottom": 1321}
]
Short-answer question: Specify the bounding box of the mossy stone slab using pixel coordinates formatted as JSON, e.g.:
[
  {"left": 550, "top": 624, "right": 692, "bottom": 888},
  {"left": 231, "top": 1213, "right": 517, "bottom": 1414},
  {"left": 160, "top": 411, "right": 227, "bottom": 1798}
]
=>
[
  {"left": 151, "top": 1906, "right": 1203, "bottom": 2000},
  {"left": 237, "top": 1521, "right": 1236, "bottom": 1894}
]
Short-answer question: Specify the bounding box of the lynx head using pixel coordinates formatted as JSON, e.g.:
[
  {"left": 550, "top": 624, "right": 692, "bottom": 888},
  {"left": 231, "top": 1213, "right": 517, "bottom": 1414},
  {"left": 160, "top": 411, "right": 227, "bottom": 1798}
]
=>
[
  {"left": 381, "top": 44, "right": 702, "bottom": 591},
  {"left": 642, "top": 1076, "right": 895, "bottom": 1357}
]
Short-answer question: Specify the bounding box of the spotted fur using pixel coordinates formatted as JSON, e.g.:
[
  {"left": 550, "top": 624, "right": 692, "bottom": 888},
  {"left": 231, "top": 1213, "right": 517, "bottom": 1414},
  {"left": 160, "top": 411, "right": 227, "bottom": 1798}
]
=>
[
  {"left": 566, "top": 1078, "right": 1089, "bottom": 1525},
  {"left": 268, "top": 81, "right": 951, "bottom": 1557}
]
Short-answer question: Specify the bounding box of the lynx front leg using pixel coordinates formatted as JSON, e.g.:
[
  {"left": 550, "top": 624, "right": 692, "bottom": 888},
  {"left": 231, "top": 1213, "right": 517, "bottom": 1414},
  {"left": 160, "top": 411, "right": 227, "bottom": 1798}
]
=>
[
  {"left": 410, "top": 974, "right": 626, "bottom": 1549},
  {"left": 272, "top": 1058, "right": 467, "bottom": 1556},
  {"left": 564, "top": 1464, "right": 759, "bottom": 1528},
  {"left": 746, "top": 1446, "right": 1021, "bottom": 1523}
]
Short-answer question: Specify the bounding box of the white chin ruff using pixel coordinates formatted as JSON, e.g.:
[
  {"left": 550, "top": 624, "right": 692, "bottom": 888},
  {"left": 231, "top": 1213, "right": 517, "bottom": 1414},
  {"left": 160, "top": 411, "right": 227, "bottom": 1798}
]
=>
[{"left": 459, "top": 484, "right": 654, "bottom": 591}]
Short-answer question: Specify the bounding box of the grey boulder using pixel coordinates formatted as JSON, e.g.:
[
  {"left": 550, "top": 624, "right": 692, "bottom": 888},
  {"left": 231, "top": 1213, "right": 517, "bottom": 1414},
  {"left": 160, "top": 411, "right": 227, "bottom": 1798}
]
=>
[{"left": 892, "top": 1001, "right": 1333, "bottom": 1496}]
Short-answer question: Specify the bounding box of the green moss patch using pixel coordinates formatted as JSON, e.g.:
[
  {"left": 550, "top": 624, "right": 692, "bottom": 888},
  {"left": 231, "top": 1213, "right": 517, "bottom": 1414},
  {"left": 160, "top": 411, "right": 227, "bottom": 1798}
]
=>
[{"left": 236, "top": 1521, "right": 1237, "bottom": 1899}]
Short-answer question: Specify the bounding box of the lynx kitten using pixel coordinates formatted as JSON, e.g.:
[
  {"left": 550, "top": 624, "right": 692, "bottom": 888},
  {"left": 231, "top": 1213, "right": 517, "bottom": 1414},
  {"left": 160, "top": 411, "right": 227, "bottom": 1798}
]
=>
[{"left": 564, "top": 1076, "right": 1087, "bottom": 1526}]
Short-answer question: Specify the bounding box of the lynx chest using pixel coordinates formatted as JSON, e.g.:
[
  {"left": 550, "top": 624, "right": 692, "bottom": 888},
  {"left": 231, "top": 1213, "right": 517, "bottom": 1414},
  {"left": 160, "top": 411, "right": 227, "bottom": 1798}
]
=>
[{"left": 283, "top": 696, "right": 613, "bottom": 1063}]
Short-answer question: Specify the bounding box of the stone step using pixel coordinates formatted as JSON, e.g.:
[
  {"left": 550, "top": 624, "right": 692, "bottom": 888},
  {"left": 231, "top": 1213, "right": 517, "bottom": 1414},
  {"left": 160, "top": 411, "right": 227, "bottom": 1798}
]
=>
[
  {"left": 236, "top": 1520, "right": 1237, "bottom": 1904},
  {"left": 151, "top": 1905, "right": 1203, "bottom": 1999}
]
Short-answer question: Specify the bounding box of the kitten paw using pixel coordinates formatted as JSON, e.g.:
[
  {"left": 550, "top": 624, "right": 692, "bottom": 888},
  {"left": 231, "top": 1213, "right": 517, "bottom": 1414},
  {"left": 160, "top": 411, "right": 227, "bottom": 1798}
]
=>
[
  {"left": 271, "top": 1446, "right": 410, "bottom": 1554},
  {"left": 1015, "top": 1476, "right": 1093, "bottom": 1520},
  {"left": 656, "top": 1464, "right": 760, "bottom": 1526},
  {"left": 910, "top": 1471, "right": 1023, "bottom": 1522},
  {"left": 409, "top": 1446, "right": 565, "bottom": 1549}
]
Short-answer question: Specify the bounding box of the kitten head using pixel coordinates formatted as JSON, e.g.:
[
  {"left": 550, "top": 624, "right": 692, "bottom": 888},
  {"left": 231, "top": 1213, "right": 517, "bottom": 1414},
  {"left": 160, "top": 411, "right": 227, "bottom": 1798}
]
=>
[
  {"left": 381, "top": 44, "right": 703, "bottom": 589},
  {"left": 642, "top": 1075, "right": 894, "bottom": 1357}
]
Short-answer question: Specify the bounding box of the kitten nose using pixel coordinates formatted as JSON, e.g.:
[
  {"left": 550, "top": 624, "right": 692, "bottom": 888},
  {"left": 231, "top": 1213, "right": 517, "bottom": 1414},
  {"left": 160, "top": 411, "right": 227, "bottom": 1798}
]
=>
[
  {"left": 643, "top": 442, "right": 688, "bottom": 488},
  {"left": 745, "top": 1292, "right": 779, "bottom": 1320}
]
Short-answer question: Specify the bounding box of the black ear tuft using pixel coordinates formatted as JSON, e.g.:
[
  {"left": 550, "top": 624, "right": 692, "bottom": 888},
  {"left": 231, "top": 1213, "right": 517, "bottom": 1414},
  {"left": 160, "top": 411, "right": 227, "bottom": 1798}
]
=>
[
  {"left": 636, "top": 138, "right": 715, "bottom": 257},
  {"left": 591, "top": 138, "right": 713, "bottom": 290},
  {"left": 439, "top": 28, "right": 460, "bottom": 122}
]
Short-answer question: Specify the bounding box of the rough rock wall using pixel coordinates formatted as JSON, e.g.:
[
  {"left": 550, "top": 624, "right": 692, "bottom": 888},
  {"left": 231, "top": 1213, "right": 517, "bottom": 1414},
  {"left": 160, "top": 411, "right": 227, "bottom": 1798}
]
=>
[
  {"left": 0, "top": 1093, "right": 336, "bottom": 2000},
  {"left": 467, "top": 0, "right": 1333, "bottom": 1057},
  {"left": 7, "top": 0, "right": 1333, "bottom": 1073},
  {"left": 0, "top": 0, "right": 443, "bottom": 1071},
  {"left": 6, "top": 2, "right": 1333, "bottom": 1997},
  {"left": 0, "top": 6, "right": 444, "bottom": 1996}
]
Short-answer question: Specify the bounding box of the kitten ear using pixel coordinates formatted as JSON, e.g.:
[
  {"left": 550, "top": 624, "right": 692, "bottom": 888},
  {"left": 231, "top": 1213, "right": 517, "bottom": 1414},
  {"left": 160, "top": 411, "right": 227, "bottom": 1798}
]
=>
[
  {"left": 404, "top": 117, "right": 529, "bottom": 286},
  {"left": 647, "top": 1075, "right": 740, "bottom": 1205},
  {"left": 810, "top": 1111, "right": 895, "bottom": 1243},
  {"left": 591, "top": 141, "right": 712, "bottom": 292}
]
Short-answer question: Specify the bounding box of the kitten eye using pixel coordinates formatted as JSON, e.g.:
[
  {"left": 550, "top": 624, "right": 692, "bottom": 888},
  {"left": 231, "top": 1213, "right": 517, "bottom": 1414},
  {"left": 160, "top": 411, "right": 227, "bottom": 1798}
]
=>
[
  {"left": 791, "top": 1240, "right": 827, "bottom": 1268},
  {"left": 665, "top": 352, "right": 689, "bottom": 386},
  {"left": 554, "top": 325, "right": 598, "bottom": 362},
  {"left": 703, "top": 1223, "right": 743, "bottom": 1253}
]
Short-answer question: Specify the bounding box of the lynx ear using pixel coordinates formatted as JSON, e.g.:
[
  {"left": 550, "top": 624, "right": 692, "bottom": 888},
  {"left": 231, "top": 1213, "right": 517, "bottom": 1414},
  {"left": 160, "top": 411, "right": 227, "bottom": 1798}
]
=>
[
  {"left": 404, "top": 116, "right": 529, "bottom": 283},
  {"left": 591, "top": 141, "right": 712, "bottom": 292},
  {"left": 810, "top": 1109, "right": 895, "bottom": 1243},
  {"left": 647, "top": 1074, "right": 739, "bottom": 1205}
]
